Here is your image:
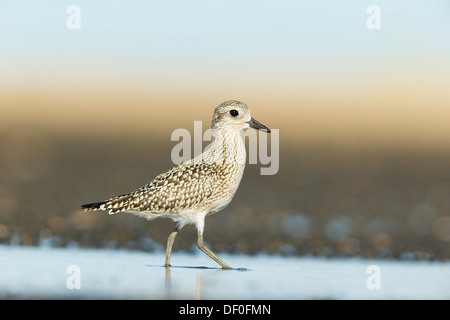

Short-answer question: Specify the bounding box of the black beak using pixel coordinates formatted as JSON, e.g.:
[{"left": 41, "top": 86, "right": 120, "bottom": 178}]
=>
[{"left": 248, "top": 117, "right": 271, "bottom": 133}]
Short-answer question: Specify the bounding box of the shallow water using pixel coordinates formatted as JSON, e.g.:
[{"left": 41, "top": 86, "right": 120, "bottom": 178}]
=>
[{"left": 0, "top": 245, "right": 449, "bottom": 299}]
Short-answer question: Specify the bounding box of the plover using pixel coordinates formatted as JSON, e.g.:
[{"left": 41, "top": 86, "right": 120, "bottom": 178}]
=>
[{"left": 82, "top": 100, "right": 270, "bottom": 269}]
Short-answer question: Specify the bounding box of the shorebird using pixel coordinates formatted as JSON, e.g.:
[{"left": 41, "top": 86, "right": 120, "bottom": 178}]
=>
[{"left": 81, "top": 100, "right": 270, "bottom": 269}]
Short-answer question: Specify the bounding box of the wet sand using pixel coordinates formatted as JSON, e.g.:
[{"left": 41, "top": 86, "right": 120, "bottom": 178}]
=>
[{"left": 1, "top": 245, "right": 449, "bottom": 299}]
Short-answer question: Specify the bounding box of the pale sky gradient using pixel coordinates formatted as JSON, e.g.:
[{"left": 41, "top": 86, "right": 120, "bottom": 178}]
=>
[{"left": 1, "top": 1, "right": 449, "bottom": 149}]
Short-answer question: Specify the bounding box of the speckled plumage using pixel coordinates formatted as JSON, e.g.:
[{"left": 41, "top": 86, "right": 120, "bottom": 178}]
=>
[
  {"left": 93, "top": 160, "right": 244, "bottom": 217},
  {"left": 82, "top": 100, "right": 270, "bottom": 268}
]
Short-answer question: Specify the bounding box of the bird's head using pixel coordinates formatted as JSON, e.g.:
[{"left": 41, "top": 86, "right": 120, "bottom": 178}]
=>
[{"left": 211, "top": 100, "right": 270, "bottom": 133}]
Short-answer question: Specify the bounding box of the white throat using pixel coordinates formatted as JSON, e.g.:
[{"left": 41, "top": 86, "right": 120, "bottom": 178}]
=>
[{"left": 201, "top": 128, "right": 247, "bottom": 166}]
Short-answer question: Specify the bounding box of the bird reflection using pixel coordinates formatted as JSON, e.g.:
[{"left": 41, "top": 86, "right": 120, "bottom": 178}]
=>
[
  {"left": 164, "top": 265, "right": 204, "bottom": 299},
  {"left": 164, "top": 266, "right": 172, "bottom": 299},
  {"left": 162, "top": 264, "right": 248, "bottom": 299}
]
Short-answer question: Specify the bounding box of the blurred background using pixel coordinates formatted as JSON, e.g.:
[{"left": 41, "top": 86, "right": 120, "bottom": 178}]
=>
[{"left": 1, "top": 0, "right": 449, "bottom": 260}]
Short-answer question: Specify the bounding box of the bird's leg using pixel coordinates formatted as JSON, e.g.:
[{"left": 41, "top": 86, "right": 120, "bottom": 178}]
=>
[
  {"left": 197, "top": 233, "right": 231, "bottom": 269},
  {"left": 165, "top": 224, "right": 181, "bottom": 267}
]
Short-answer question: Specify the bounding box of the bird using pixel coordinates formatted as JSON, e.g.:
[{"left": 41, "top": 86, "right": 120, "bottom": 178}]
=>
[{"left": 81, "top": 100, "right": 270, "bottom": 269}]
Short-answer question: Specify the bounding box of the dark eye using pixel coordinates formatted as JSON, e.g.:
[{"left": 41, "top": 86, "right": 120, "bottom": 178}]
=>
[{"left": 229, "top": 110, "right": 239, "bottom": 117}]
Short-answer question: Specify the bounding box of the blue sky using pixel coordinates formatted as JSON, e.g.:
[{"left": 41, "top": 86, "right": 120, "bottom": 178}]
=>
[
  {"left": 1, "top": 0, "right": 449, "bottom": 90},
  {"left": 0, "top": 0, "right": 449, "bottom": 146}
]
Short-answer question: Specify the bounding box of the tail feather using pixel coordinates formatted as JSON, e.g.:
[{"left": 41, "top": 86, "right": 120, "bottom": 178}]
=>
[
  {"left": 81, "top": 191, "right": 135, "bottom": 214},
  {"left": 81, "top": 201, "right": 108, "bottom": 211}
]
